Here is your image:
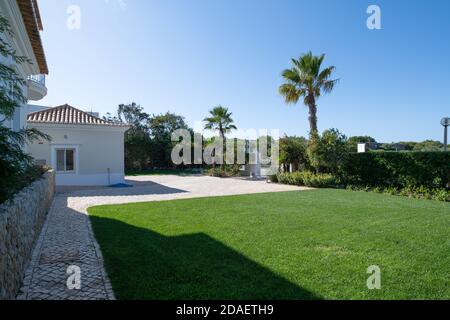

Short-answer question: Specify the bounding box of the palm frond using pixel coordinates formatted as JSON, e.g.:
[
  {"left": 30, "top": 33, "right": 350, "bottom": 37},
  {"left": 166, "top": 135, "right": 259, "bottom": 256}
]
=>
[
  {"left": 279, "top": 84, "right": 301, "bottom": 104},
  {"left": 322, "top": 79, "right": 339, "bottom": 94}
]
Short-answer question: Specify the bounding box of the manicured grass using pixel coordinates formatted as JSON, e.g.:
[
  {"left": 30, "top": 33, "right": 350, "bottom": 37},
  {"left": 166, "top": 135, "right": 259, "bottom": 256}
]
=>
[{"left": 88, "top": 189, "right": 450, "bottom": 300}]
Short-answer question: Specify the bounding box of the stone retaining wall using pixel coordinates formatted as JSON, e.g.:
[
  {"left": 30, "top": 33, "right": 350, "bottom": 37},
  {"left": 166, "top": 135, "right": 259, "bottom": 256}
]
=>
[{"left": 0, "top": 170, "right": 55, "bottom": 300}]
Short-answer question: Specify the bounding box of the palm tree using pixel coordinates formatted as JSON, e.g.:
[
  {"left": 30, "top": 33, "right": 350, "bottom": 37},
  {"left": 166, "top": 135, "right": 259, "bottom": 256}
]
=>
[
  {"left": 279, "top": 51, "right": 338, "bottom": 136},
  {"left": 203, "top": 106, "right": 237, "bottom": 172}
]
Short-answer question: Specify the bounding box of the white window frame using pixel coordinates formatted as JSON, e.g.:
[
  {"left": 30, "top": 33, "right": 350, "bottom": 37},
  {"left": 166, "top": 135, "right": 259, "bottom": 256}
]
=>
[{"left": 51, "top": 145, "right": 79, "bottom": 174}]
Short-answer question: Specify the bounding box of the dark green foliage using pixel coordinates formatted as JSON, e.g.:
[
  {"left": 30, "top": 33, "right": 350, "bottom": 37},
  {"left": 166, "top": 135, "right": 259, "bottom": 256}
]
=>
[
  {"left": 0, "top": 162, "right": 48, "bottom": 204},
  {"left": 148, "top": 112, "right": 192, "bottom": 168},
  {"left": 340, "top": 152, "right": 450, "bottom": 189},
  {"left": 105, "top": 104, "right": 192, "bottom": 170},
  {"left": 1, "top": 14, "right": 50, "bottom": 203}
]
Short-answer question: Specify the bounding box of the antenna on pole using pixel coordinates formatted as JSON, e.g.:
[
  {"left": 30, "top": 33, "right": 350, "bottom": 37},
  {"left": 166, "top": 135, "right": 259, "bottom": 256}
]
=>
[{"left": 441, "top": 117, "right": 449, "bottom": 152}]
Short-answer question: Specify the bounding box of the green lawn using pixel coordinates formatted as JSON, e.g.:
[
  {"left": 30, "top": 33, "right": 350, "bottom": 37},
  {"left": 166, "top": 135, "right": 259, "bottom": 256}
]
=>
[{"left": 88, "top": 189, "right": 450, "bottom": 300}]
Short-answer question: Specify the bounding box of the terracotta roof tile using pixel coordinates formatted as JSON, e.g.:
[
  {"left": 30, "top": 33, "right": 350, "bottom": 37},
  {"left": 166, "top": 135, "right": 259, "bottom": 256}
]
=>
[{"left": 27, "top": 104, "right": 128, "bottom": 127}]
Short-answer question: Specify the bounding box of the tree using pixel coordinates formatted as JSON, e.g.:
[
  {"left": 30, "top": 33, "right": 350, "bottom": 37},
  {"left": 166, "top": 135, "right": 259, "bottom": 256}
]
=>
[
  {"left": 104, "top": 103, "right": 151, "bottom": 170},
  {"left": 203, "top": 106, "right": 237, "bottom": 172},
  {"left": 307, "top": 129, "right": 348, "bottom": 174},
  {"left": 347, "top": 136, "right": 377, "bottom": 152},
  {"left": 104, "top": 106, "right": 193, "bottom": 170},
  {"left": 279, "top": 135, "right": 309, "bottom": 172},
  {"left": 0, "top": 14, "right": 50, "bottom": 203},
  {"left": 148, "top": 112, "right": 191, "bottom": 168},
  {"left": 279, "top": 52, "right": 338, "bottom": 136},
  {"left": 412, "top": 140, "right": 443, "bottom": 152}
]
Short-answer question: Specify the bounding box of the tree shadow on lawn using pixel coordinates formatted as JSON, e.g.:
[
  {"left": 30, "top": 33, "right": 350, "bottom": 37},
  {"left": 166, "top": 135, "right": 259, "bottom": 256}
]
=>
[{"left": 90, "top": 216, "right": 320, "bottom": 300}]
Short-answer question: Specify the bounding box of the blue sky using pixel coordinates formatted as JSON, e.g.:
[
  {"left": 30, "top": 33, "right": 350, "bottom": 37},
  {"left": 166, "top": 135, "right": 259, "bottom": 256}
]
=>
[{"left": 37, "top": 0, "right": 450, "bottom": 142}]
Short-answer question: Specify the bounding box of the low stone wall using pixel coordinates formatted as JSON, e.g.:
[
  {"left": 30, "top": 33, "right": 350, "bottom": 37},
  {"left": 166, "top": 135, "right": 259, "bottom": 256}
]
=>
[{"left": 0, "top": 170, "right": 55, "bottom": 300}]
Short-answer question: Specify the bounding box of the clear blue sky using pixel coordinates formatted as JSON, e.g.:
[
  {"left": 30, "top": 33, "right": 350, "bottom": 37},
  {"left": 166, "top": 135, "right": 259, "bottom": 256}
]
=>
[{"left": 37, "top": 0, "right": 450, "bottom": 142}]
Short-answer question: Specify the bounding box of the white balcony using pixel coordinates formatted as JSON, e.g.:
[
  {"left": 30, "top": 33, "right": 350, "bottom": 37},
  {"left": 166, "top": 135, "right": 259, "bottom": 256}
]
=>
[{"left": 27, "top": 74, "right": 47, "bottom": 101}]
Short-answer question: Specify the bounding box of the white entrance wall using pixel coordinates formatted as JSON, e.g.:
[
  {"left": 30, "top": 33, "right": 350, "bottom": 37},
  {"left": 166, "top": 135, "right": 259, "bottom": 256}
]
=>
[{"left": 27, "top": 124, "right": 128, "bottom": 186}]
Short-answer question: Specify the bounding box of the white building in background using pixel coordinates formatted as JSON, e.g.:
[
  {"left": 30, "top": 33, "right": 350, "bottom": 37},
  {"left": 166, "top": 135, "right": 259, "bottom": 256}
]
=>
[
  {"left": 0, "top": 0, "right": 49, "bottom": 132},
  {"left": 27, "top": 104, "right": 130, "bottom": 186}
]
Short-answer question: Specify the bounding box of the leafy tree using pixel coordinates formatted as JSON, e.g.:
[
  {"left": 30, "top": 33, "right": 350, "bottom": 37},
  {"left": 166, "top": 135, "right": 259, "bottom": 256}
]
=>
[
  {"left": 148, "top": 112, "right": 191, "bottom": 168},
  {"left": 398, "top": 141, "right": 417, "bottom": 151},
  {"left": 307, "top": 129, "right": 348, "bottom": 174},
  {"left": 203, "top": 106, "right": 237, "bottom": 172},
  {"left": 279, "top": 51, "right": 338, "bottom": 136},
  {"left": 105, "top": 105, "right": 193, "bottom": 170},
  {"left": 0, "top": 14, "right": 50, "bottom": 203},
  {"left": 347, "top": 136, "right": 377, "bottom": 152},
  {"left": 279, "top": 135, "right": 309, "bottom": 172},
  {"left": 104, "top": 103, "right": 151, "bottom": 170},
  {"left": 412, "top": 140, "right": 444, "bottom": 152}
]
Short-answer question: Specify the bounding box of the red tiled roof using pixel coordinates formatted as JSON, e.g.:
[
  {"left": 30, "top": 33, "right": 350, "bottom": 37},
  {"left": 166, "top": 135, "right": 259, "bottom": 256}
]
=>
[{"left": 27, "top": 104, "right": 128, "bottom": 127}]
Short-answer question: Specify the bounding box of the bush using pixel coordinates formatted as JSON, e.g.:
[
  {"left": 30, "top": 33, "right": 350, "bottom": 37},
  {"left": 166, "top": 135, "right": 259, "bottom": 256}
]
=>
[
  {"left": 0, "top": 165, "right": 48, "bottom": 204},
  {"left": 277, "top": 171, "right": 336, "bottom": 188},
  {"left": 345, "top": 184, "right": 449, "bottom": 202},
  {"left": 340, "top": 152, "right": 450, "bottom": 189},
  {"left": 207, "top": 165, "right": 240, "bottom": 178}
]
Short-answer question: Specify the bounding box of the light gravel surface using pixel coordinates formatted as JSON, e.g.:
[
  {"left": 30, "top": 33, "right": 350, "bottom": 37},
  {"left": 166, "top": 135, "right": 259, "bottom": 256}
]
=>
[{"left": 18, "top": 175, "right": 308, "bottom": 300}]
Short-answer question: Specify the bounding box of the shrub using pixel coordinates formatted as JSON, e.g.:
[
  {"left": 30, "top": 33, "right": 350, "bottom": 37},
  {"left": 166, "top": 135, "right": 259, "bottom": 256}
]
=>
[
  {"left": 343, "top": 184, "right": 449, "bottom": 202},
  {"left": 276, "top": 171, "right": 336, "bottom": 188},
  {"left": 0, "top": 165, "right": 48, "bottom": 204},
  {"left": 340, "top": 152, "right": 450, "bottom": 189},
  {"left": 207, "top": 165, "right": 240, "bottom": 178}
]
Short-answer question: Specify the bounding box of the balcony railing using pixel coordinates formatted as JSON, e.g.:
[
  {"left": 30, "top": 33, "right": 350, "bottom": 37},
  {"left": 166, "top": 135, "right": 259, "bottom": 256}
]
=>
[{"left": 28, "top": 74, "right": 46, "bottom": 86}]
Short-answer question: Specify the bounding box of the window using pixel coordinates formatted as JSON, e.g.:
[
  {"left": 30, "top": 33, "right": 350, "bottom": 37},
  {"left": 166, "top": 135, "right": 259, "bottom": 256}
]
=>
[{"left": 56, "top": 149, "right": 75, "bottom": 172}]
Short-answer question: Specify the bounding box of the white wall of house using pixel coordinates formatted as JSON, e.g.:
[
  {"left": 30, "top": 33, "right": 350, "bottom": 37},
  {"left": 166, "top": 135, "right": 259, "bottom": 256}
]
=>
[{"left": 27, "top": 124, "right": 128, "bottom": 186}]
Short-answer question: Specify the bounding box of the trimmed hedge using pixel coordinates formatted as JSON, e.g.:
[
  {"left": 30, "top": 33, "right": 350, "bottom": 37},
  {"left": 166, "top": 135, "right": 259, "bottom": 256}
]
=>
[{"left": 340, "top": 152, "right": 450, "bottom": 189}]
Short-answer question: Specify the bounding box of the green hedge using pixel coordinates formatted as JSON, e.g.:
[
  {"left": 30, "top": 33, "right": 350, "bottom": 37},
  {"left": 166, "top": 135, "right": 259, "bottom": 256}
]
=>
[
  {"left": 340, "top": 152, "right": 450, "bottom": 188},
  {"left": 277, "top": 171, "right": 336, "bottom": 188}
]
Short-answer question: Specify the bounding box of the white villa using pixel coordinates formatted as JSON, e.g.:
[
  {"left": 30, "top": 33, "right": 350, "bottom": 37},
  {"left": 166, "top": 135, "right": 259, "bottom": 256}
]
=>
[
  {"left": 0, "top": 0, "right": 48, "bottom": 133},
  {"left": 1, "top": 1, "right": 129, "bottom": 186}
]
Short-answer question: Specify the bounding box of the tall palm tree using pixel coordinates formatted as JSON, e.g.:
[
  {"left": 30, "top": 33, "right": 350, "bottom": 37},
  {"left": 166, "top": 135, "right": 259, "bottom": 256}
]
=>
[
  {"left": 279, "top": 51, "right": 338, "bottom": 136},
  {"left": 203, "top": 106, "right": 237, "bottom": 172}
]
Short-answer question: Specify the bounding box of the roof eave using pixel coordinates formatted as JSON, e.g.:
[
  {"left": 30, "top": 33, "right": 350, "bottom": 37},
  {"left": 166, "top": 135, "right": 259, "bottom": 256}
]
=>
[{"left": 16, "top": 0, "right": 48, "bottom": 74}]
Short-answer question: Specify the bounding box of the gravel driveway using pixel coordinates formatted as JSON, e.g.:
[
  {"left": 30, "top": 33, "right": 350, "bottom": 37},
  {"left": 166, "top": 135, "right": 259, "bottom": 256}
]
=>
[{"left": 18, "top": 175, "right": 307, "bottom": 300}]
